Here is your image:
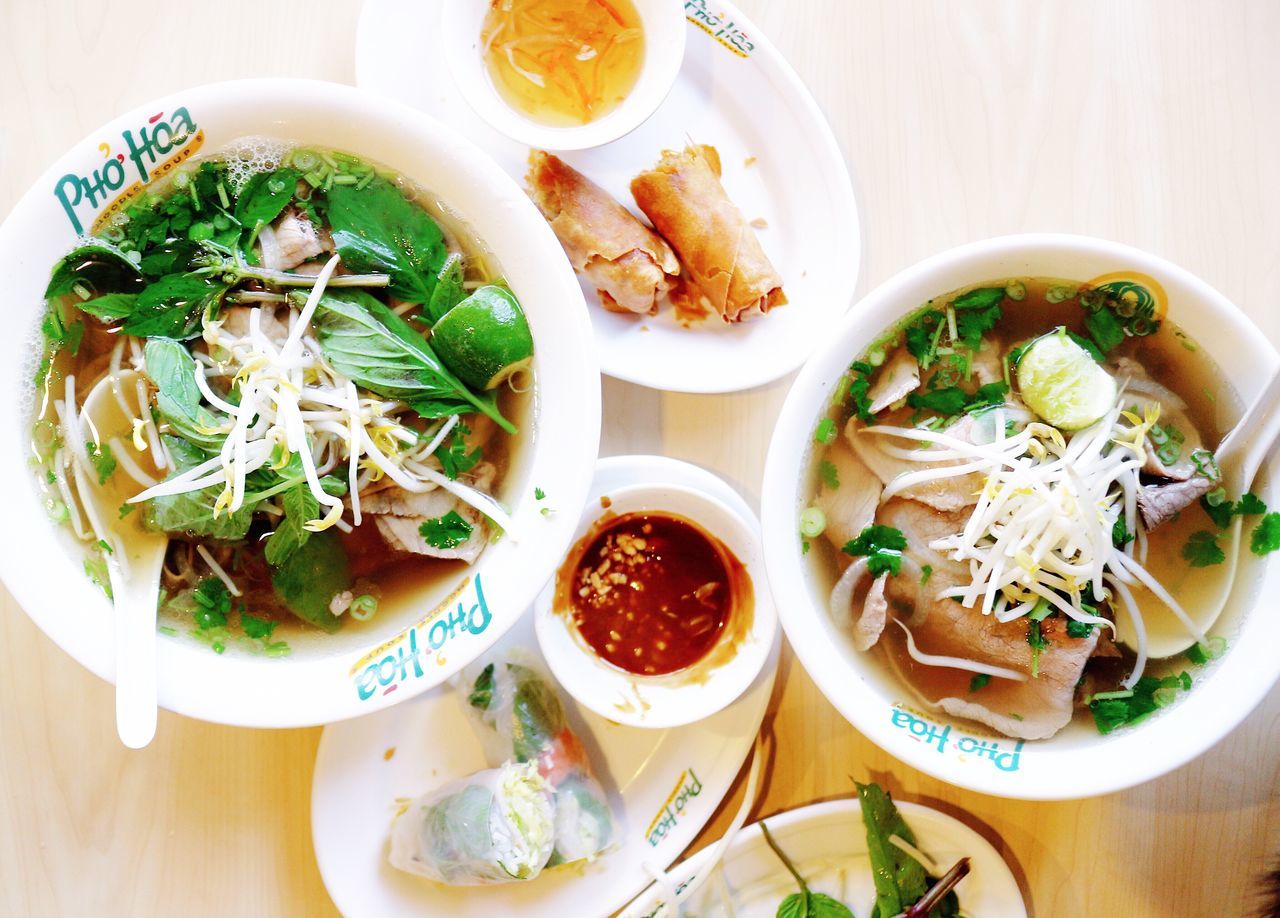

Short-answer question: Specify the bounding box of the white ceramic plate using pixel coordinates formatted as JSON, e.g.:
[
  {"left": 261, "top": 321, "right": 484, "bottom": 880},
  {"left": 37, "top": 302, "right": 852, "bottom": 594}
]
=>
[
  {"left": 312, "top": 456, "right": 779, "bottom": 917},
  {"left": 0, "top": 79, "right": 600, "bottom": 727},
  {"left": 356, "top": 0, "right": 861, "bottom": 393},
  {"left": 621, "top": 798, "right": 1027, "bottom": 917}
]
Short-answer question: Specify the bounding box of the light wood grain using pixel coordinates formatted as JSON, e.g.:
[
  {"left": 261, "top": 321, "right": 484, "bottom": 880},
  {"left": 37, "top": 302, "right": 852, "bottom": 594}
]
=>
[{"left": 2, "top": 1, "right": 1279, "bottom": 916}]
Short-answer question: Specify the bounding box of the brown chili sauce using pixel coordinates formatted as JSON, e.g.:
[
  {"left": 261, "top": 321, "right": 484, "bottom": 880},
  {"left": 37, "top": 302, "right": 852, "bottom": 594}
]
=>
[{"left": 560, "top": 511, "right": 737, "bottom": 676}]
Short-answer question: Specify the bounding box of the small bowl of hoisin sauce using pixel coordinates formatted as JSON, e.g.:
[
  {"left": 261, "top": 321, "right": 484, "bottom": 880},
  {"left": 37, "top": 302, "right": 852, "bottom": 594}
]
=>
[{"left": 534, "top": 481, "right": 777, "bottom": 728}]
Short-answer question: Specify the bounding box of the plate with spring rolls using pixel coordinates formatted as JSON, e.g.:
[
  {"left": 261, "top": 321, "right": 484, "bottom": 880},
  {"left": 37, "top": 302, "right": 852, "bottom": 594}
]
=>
[
  {"left": 312, "top": 575, "right": 779, "bottom": 913},
  {"left": 357, "top": 0, "right": 860, "bottom": 393}
]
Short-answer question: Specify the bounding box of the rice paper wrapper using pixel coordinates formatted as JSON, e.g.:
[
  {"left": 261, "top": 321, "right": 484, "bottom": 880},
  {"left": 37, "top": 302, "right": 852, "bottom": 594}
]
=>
[
  {"left": 464, "top": 650, "right": 617, "bottom": 865},
  {"left": 388, "top": 762, "right": 557, "bottom": 886}
]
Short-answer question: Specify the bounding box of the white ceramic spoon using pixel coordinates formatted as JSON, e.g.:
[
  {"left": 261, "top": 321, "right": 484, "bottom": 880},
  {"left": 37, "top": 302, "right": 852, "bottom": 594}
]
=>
[
  {"left": 74, "top": 369, "right": 169, "bottom": 748},
  {"left": 1155, "top": 367, "right": 1280, "bottom": 657}
]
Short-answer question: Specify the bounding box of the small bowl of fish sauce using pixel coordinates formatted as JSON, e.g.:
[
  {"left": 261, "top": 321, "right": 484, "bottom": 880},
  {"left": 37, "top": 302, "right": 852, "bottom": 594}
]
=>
[
  {"left": 441, "top": 0, "right": 687, "bottom": 151},
  {"left": 536, "top": 479, "right": 777, "bottom": 728}
]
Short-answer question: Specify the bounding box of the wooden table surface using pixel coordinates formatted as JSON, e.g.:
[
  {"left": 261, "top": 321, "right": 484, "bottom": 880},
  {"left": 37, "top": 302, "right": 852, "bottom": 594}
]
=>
[{"left": 3, "top": 1, "right": 1279, "bottom": 915}]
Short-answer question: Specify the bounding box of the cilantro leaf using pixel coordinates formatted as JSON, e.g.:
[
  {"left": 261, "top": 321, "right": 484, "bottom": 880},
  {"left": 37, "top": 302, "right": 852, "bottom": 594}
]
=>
[
  {"left": 907, "top": 386, "right": 968, "bottom": 416},
  {"left": 969, "top": 673, "right": 991, "bottom": 693},
  {"left": 847, "top": 361, "right": 876, "bottom": 423},
  {"left": 85, "top": 441, "right": 117, "bottom": 485},
  {"left": 954, "top": 302, "right": 1002, "bottom": 351},
  {"left": 905, "top": 310, "right": 945, "bottom": 368},
  {"left": 1236, "top": 492, "right": 1267, "bottom": 516},
  {"left": 1200, "top": 494, "right": 1234, "bottom": 529},
  {"left": 819, "top": 459, "right": 840, "bottom": 490},
  {"left": 1084, "top": 307, "right": 1126, "bottom": 354},
  {"left": 968, "top": 381, "right": 1010, "bottom": 411},
  {"left": 240, "top": 611, "right": 277, "bottom": 641},
  {"left": 1112, "top": 514, "right": 1135, "bottom": 548},
  {"left": 952, "top": 287, "right": 1006, "bottom": 311},
  {"left": 437, "top": 422, "right": 483, "bottom": 480},
  {"left": 1090, "top": 672, "right": 1191, "bottom": 734},
  {"left": 842, "top": 524, "right": 907, "bottom": 577},
  {"left": 1066, "top": 619, "right": 1095, "bottom": 638},
  {"left": 1066, "top": 329, "right": 1105, "bottom": 362},
  {"left": 419, "top": 510, "right": 474, "bottom": 550},
  {"left": 1183, "top": 530, "right": 1225, "bottom": 567},
  {"left": 1250, "top": 512, "right": 1280, "bottom": 556}
]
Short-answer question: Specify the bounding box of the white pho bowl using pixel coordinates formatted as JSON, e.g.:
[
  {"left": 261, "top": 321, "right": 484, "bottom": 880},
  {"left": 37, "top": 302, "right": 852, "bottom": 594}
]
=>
[
  {"left": 0, "top": 79, "right": 601, "bottom": 728},
  {"left": 440, "top": 0, "right": 687, "bottom": 151},
  {"left": 761, "top": 233, "right": 1279, "bottom": 799},
  {"left": 535, "top": 481, "right": 777, "bottom": 728}
]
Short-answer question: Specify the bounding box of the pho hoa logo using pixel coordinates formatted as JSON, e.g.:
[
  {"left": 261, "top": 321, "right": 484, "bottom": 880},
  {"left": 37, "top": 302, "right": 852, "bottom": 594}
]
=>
[
  {"left": 684, "top": 0, "right": 755, "bottom": 57},
  {"left": 645, "top": 768, "right": 704, "bottom": 847},
  {"left": 349, "top": 573, "right": 494, "bottom": 702},
  {"left": 53, "top": 107, "right": 204, "bottom": 236}
]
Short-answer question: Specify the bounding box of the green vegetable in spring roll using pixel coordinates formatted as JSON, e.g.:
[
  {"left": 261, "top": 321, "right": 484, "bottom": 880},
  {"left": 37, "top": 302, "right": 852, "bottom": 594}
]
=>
[
  {"left": 389, "top": 762, "right": 556, "bottom": 886},
  {"left": 467, "top": 653, "right": 616, "bottom": 865}
]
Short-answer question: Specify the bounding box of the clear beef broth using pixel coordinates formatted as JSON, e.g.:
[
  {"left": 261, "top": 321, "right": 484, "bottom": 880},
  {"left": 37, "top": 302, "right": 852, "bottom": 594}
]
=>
[
  {"left": 806, "top": 277, "right": 1244, "bottom": 727},
  {"left": 31, "top": 148, "right": 533, "bottom": 644}
]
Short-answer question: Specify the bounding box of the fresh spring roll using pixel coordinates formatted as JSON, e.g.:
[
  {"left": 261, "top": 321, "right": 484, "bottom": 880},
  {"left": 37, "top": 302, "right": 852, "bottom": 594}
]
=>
[
  {"left": 388, "top": 762, "right": 557, "bottom": 885},
  {"left": 466, "top": 653, "right": 615, "bottom": 865},
  {"left": 527, "top": 150, "right": 680, "bottom": 316},
  {"left": 630, "top": 144, "right": 786, "bottom": 323}
]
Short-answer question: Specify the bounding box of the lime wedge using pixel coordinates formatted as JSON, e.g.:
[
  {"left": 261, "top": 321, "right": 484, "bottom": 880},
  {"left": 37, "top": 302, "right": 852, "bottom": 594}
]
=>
[
  {"left": 431, "top": 286, "right": 534, "bottom": 391},
  {"left": 1016, "top": 330, "right": 1117, "bottom": 430}
]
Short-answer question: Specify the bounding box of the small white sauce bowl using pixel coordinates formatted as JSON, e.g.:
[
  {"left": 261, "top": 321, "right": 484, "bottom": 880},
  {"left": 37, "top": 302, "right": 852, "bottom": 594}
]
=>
[
  {"left": 440, "top": 0, "right": 687, "bottom": 152},
  {"left": 535, "top": 476, "right": 777, "bottom": 728}
]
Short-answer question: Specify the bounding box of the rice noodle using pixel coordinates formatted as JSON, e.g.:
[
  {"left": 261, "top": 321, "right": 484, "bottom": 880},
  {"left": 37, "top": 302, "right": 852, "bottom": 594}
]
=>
[{"left": 108, "top": 436, "right": 157, "bottom": 489}]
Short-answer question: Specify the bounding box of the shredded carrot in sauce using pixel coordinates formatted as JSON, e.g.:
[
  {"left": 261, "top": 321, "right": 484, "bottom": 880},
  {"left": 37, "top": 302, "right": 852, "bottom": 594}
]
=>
[{"left": 481, "top": 0, "right": 645, "bottom": 126}]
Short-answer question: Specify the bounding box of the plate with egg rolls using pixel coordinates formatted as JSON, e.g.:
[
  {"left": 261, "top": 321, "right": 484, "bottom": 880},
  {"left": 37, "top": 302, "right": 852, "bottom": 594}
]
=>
[{"left": 357, "top": 0, "right": 860, "bottom": 392}]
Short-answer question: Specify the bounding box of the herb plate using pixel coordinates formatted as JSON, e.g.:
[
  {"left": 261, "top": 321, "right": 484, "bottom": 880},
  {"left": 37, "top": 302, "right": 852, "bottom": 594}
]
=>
[
  {"left": 311, "top": 456, "right": 780, "bottom": 917},
  {"left": 620, "top": 797, "right": 1026, "bottom": 917},
  {"left": 356, "top": 0, "right": 860, "bottom": 394}
]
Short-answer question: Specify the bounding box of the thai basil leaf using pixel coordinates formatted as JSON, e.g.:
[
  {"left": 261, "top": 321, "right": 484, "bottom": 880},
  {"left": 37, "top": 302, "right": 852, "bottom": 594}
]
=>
[
  {"left": 234, "top": 168, "right": 301, "bottom": 244},
  {"left": 424, "top": 252, "right": 467, "bottom": 325},
  {"left": 271, "top": 529, "right": 350, "bottom": 633},
  {"left": 123, "top": 272, "right": 231, "bottom": 339},
  {"left": 858, "top": 781, "right": 929, "bottom": 917},
  {"left": 322, "top": 176, "right": 448, "bottom": 303},
  {"left": 312, "top": 289, "right": 515, "bottom": 433},
  {"left": 263, "top": 482, "right": 319, "bottom": 567},
  {"left": 79, "top": 293, "right": 138, "bottom": 321},
  {"left": 143, "top": 338, "right": 226, "bottom": 449},
  {"left": 143, "top": 436, "right": 257, "bottom": 540},
  {"left": 138, "top": 238, "right": 204, "bottom": 277},
  {"left": 44, "top": 244, "right": 145, "bottom": 299}
]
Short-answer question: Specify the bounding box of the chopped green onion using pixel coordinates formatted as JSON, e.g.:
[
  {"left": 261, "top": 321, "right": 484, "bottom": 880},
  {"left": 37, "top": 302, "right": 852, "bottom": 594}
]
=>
[
  {"left": 350, "top": 594, "right": 379, "bottom": 621},
  {"left": 814, "top": 417, "right": 837, "bottom": 444},
  {"left": 1004, "top": 280, "right": 1026, "bottom": 301},
  {"left": 799, "top": 507, "right": 826, "bottom": 539}
]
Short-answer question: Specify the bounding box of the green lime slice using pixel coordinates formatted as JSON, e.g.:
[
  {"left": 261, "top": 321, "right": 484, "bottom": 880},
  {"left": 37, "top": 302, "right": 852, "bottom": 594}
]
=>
[
  {"left": 1016, "top": 330, "right": 1117, "bottom": 430},
  {"left": 431, "top": 285, "right": 534, "bottom": 391}
]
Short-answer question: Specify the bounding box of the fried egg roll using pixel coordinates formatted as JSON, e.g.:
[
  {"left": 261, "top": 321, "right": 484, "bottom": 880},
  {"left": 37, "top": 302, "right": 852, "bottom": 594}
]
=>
[
  {"left": 630, "top": 145, "right": 786, "bottom": 323},
  {"left": 527, "top": 151, "right": 679, "bottom": 316}
]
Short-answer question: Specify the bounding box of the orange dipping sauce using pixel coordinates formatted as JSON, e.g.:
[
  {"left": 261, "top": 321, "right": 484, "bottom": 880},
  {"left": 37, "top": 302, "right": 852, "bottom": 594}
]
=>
[
  {"left": 480, "top": 0, "right": 646, "bottom": 127},
  {"left": 560, "top": 512, "right": 739, "bottom": 675}
]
